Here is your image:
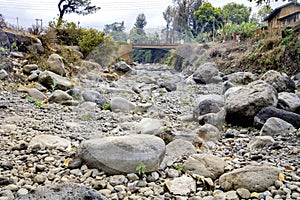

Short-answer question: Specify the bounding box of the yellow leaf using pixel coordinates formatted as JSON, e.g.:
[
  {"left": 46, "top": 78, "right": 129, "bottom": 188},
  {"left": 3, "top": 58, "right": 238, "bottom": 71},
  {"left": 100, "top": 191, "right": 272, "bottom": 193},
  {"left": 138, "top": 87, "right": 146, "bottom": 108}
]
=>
[
  {"left": 279, "top": 172, "right": 285, "bottom": 181},
  {"left": 283, "top": 165, "right": 293, "bottom": 170},
  {"left": 63, "top": 158, "right": 72, "bottom": 167},
  {"left": 251, "top": 192, "right": 259, "bottom": 198}
]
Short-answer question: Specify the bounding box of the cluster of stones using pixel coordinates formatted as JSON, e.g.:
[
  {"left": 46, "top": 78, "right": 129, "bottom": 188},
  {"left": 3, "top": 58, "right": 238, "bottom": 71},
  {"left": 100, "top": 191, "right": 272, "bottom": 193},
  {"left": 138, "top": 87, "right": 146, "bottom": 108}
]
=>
[{"left": 0, "top": 49, "right": 300, "bottom": 200}]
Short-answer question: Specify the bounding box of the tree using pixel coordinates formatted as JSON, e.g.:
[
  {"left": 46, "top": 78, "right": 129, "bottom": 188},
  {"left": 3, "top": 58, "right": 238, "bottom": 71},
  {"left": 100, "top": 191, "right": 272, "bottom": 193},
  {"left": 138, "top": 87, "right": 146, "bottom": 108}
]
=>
[
  {"left": 0, "top": 13, "right": 6, "bottom": 28},
  {"left": 104, "top": 21, "right": 127, "bottom": 41},
  {"left": 257, "top": 5, "right": 273, "bottom": 22},
  {"left": 163, "top": 5, "right": 176, "bottom": 42},
  {"left": 134, "top": 13, "right": 147, "bottom": 29},
  {"left": 222, "top": 3, "right": 251, "bottom": 24},
  {"left": 194, "top": 2, "right": 223, "bottom": 39},
  {"left": 248, "top": 0, "right": 296, "bottom": 5},
  {"left": 57, "top": 0, "right": 100, "bottom": 26}
]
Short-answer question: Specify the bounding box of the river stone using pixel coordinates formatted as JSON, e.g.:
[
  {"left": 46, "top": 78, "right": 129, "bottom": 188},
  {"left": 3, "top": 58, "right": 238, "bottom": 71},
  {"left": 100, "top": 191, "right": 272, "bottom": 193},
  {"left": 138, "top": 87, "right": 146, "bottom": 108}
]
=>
[
  {"left": 77, "top": 134, "right": 165, "bottom": 174},
  {"left": 27, "top": 88, "right": 47, "bottom": 101},
  {"left": 183, "top": 154, "right": 227, "bottom": 180},
  {"left": 192, "top": 62, "right": 219, "bottom": 84},
  {"left": 165, "top": 175, "right": 196, "bottom": 195},
  {"left": 198, "top": 109, "right": 226, "bottom": 130},
  {"left": 261, "top": 70, "right": 295, "bottom": 93},
  {"left": 193, "top": 94, "right": 224, "bottom": 120},
  {"left": 114, "top": 61, "right": 133, "bottom": 73},
  {"left": 159, "top": 82, "right": 177, "bottom": 92},
  {"left": 23, "top": 64, "right": 38, "bottom": 74},
  {"left": 48, "top": 90, "right": 73, "bottom": 104},
  {"left": 195, "top": 124, "right": 220, "bottom": 142},
  {"left": 223, "top": 71, "right": 257, "bottom": 85},
  {"left": 134, "top": 118, "right": 163, "bottom": 135},
  {"left": 248, "top": 136, "right": 275, "bottom": 149},
  {"left": 82, "top": 90, "right": 109, "bottom": 108},
  {"left": 46, "top": 54, "right": 66, "bottom": 76},
  {"left": 161, "top": 139, "right": 197, "bottom": 168},
  {"left": 15, "top": 183, "right": 107, "bottom": 200},
  {"left": 277, "top": 92, "right": 300, "bottom": 112},
  {"left": 110, "top": 97, "right": 136, "bottom": 113},
  {"left": 260, "top": 117, "right": 296, "bottom": 136},
  {"left": 29, "top": 134, "right": 71, "bottom": 151},
  {"left": 0, "top": 69, "right": 8, "bottom": 80},
  {"left": 254, "top": 106, "right": 300, "bottom": 128},
  {"left": 219, "top": 165, "right": 279, "bottom": 192},
  {"left": 38, "top": 70, "right": 73, "bottom": 90},
  {"left": 225, "top": 80, "right": 278, "bottom": 126}
]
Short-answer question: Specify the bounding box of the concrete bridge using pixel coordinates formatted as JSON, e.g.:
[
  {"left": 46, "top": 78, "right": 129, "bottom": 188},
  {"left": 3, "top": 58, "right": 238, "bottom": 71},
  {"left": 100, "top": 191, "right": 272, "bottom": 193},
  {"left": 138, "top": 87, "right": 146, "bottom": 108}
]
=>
[{"left": 118, "top": 41, "right": 181, "bottom": 63}]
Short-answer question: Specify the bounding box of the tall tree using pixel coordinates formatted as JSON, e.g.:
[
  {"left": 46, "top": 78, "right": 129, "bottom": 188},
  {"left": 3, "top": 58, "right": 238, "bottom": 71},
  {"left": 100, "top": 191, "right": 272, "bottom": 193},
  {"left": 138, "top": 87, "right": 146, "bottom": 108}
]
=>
[
  {"left": 104, "top": 21, "right": 125, "bottom": 34},
  {"left": 163, "top": 5, "right": 176, "bottom": 42},
  {"left": 194, "top": 2, "right": 223, "bottom": 39},
  {"left": 0, "top": 13, "right": 6, "bottom": 28},
  {"left": 57, "top": 0, "right": 100, "bottom": 26},
  {"left": 257, "top": 5, "right": 273, "bottom": 22},
  {"left": 104, "top": 21, "right": 127, "bottom": 41},
  {"left": 134, "top": 13, "right": 147, "bottom": 29},
  {"left": 222, "top": 3, "right": 251, "bottom": 25}
]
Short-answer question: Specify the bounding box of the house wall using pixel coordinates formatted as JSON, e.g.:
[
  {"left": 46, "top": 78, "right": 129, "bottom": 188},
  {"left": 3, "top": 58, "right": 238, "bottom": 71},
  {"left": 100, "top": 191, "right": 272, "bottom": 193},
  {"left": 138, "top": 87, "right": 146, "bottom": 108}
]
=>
[{"left": 268, "top": 4, "right": 300, "bottom": 30}]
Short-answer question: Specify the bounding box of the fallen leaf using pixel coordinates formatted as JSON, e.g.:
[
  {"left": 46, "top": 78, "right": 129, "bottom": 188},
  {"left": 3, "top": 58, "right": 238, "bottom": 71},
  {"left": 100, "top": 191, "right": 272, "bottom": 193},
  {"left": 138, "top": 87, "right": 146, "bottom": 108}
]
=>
[
  {"left": 251, "top": 192, "right": 259, "bottom": 198},
  {"left": 283, "top": 165, "right": 294, "bottom": 170},
  {"left": 63, "top": 158, "right": 72, "bottom": 167},
  {"left": 279, "top": 172, "right": 285, "bottom": 181}
]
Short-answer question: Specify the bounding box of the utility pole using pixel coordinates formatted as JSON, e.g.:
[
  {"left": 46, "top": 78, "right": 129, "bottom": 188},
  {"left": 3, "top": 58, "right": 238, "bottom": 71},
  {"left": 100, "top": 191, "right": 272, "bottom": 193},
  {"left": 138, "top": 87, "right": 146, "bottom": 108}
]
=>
[
  {"left": 35, "top": 19, "right": 42, "bottom": 31},
  {"left": 16, "top": 17, "right": 19, "bottom": 30}
]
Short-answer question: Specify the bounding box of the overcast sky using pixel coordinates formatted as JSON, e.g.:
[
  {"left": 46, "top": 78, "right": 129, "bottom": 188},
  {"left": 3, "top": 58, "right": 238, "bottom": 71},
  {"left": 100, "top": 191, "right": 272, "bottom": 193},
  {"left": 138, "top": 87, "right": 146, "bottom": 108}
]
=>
[{"left": 0, "top": 0, "right": 287, "bottom": 32}]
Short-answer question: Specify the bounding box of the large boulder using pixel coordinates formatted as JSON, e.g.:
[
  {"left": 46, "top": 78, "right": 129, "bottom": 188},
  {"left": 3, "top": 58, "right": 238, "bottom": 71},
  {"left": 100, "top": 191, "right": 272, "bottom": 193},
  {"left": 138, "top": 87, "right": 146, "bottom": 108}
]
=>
[
  {"left": 277, "top": 92, "right": 300, "bottom": 112},
  {"left": 192, "top": 62, "right": 220, "bottom": 84},
  {"left": 161, "top": 139, "right": 197, "bottom": 168},
  {"left": 29, "top": 134, "right": 71, "bottom": 151},
  {"left": 165, "top": 175, "right": 196, "bottom": 195},
  {"left": 261, "top": 70, "right": 295, "bottom": 93},
  {"left": 254, "top": 106, "right": 300, "bottom": 128},
  {"left": 225, "top": 80, "right": 278, "bottom": 126},
  {"left": 193, "top": 94, "right": 224, "bottom": 120},
  {"left": 48, "top": 90, "right": 73, "bottom": 104},
  {"left": 16, "top": 183, "right": 107, "bottom": 200},
  {"left": 110, "top": 97, "right": 136, "bottom": 113},
  {"left": 82, "top": 90, "right": 109, "bottom": 108},
  {"left": 195, "top": 124, "right": 220, "bottom": 142},
  {"left": 248, "top": 136, "right": 275, "bottom": 149},
  {"left": 114, "top": 61, "right": 133, "bottom": 73},
  {"left": 223, "top": 72, "right": 258, "bottom": 85},
  {"left": 22, "top": 64, "right": 38, "bottom": 74},
  {"left": 46, "top": 54, "right": 66, "bottom": 76},
  {"left": 260, "top": 117, "right": 296, "bottom": 136},
  {"left": 27, "top": 88, "right": 47, "bottom": 101},
  {"left": 38, "top": 70, "right": 73, "bottom": 91},
  {"left": 183, "top": 154, "right": 227, "bottom": 180},
  {"left": 77, "top": 134, "right": 165, "bottom": 174},
  {"left": 134, "top": 118, "right": 163, "bottom": 135},
  {"left": 219, "top": 165, "right": 279, "bottom": 192}
]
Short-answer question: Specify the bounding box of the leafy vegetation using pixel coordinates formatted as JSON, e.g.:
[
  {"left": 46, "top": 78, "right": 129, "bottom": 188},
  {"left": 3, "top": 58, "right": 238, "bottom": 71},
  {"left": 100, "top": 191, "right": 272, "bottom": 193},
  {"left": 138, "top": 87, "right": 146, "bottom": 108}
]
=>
[{"left": 136, "top": 162, "right": 147, "bottom": 176}]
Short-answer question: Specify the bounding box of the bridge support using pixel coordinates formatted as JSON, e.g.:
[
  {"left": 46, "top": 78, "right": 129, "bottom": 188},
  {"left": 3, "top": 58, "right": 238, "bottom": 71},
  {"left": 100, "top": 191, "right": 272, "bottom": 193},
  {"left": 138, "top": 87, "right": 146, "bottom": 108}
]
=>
[{"left": 118, "top": 43, "right": 133, "bottom": 64}]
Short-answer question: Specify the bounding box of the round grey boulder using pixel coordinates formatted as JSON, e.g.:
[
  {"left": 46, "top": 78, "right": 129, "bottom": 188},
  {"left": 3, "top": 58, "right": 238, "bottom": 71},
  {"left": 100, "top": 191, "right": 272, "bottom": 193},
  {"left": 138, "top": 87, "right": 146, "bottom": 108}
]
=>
[
  {"left": 219, "top": 165, "right": 279, "bottom": 192},
  {"left": 77, "top": 134, "right": 166, "bottom": 174},
  {"left": 261, "top": 70, "right": 295, "bottom": 93},
  {"left": 225, "top": 80, "right": 278, "bottom": 126}
]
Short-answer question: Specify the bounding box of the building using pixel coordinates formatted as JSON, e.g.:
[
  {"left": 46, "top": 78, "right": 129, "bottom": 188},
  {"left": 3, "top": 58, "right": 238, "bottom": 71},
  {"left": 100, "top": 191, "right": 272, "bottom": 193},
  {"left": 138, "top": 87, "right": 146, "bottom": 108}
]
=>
[{"left": 264, "top": 2, "right": 300, "bottom": 30}]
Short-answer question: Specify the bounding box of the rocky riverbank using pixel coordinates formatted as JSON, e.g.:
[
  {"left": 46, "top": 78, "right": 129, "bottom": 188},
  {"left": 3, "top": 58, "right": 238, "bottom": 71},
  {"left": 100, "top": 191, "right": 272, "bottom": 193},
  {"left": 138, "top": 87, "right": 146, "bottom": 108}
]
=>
[{"left": 0, "top": 52, "right": 300, "bottom": 200}]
